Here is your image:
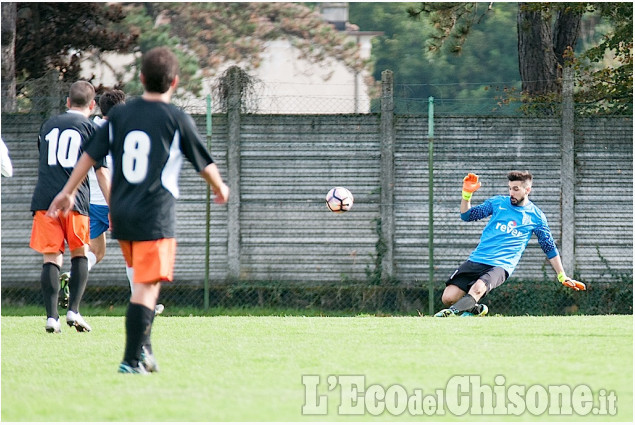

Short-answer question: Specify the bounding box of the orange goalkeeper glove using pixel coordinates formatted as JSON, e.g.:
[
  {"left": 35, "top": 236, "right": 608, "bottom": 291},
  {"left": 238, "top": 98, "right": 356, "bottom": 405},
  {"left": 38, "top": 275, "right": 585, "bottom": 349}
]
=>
[
  {"left": 558, "top": 272, "right": 586, "bottom": 291},
  {"left": 462, "top": 173, "right": 482, "bottom": 201}
]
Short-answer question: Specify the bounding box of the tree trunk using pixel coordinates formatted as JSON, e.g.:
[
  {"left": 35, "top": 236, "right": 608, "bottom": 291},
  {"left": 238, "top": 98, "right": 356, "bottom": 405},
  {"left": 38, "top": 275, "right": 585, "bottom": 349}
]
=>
[
  {"left": 553, "top": 8, "right": 582, "bottom": 67},
  {"left": 1, "top": 2, "right": 16, "bottom": 112},
  {"left": 517, "top": 3, "right": 561, "bottom": 95}
]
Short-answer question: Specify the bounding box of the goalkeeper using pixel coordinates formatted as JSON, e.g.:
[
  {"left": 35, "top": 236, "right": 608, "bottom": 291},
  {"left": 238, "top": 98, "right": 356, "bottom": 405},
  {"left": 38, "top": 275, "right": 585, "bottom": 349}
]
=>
[{"left": 435, "top": 170, "right": 585, "bottom": 317}]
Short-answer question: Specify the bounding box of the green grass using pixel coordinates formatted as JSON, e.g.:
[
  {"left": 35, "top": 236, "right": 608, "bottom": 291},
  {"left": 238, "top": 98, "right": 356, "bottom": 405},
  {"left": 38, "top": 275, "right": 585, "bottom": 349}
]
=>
[{"left": 1, "top": 314, "right": 632, "bottom": 421}]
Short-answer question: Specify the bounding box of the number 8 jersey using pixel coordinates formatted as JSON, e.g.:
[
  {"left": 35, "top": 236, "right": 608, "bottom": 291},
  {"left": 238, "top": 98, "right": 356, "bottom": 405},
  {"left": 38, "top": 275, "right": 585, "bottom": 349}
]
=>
[
  {"left": 30, "top": 110, "right": 98, "bottom": 215},
  {"left": 83, "top": 98, "right": 215, "bottom": 241}
]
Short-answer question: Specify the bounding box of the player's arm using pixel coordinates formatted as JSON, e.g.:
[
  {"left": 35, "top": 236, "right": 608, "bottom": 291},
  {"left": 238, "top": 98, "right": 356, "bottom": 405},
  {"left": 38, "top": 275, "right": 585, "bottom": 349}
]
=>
[
  {"left": 200, "top": 162, "right": 229, "bottom": 204},
  {"left": 460, "top": 173, "right": 481, "bottom": 213},
  {"left": 95, "top": 165, "right": 111, "bottom": 206},
  {"left": 46, "top": 152, "right": 97, "bottom": 217},
  {"left": 536, "top": 219, "right": 586, "bottom": 291},
  {"left": 548, "top": 255, "right": 586, "bottom": 291}
]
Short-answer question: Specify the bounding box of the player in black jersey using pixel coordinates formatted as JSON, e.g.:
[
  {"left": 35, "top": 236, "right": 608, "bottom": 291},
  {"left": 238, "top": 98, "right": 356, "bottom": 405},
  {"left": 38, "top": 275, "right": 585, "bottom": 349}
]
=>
[
  {"left": 30, "top": 81, "right": 109, "bottom": 333},
  {"left": 48, "top": 47, "right": 230, "bottom": 373}
]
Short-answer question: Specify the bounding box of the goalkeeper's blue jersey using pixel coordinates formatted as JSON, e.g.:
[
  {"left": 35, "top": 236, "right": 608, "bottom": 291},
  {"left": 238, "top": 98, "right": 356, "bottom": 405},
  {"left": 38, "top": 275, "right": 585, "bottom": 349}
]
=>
[{"left": 461, "top": 195, "right": 558, "bottom": 276}]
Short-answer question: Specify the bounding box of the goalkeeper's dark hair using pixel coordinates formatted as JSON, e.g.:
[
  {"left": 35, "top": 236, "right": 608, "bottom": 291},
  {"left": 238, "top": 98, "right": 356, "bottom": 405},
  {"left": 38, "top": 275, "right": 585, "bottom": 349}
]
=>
[
  {"left": 141, "top": 47, "right": 179, "bottom": 93},
  {"left": 68, "top": 81, "right": 95, "bottom": 107},
  {"left": 98, "top": 89, "right": 126, "bottom": 117},
  {"left": 507, "top": 170, "right": 533, "bottom": 185}
]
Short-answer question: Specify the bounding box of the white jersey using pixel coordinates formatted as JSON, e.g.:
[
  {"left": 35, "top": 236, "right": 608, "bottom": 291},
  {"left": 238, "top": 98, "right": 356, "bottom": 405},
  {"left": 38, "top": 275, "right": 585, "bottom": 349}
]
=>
[{"left": 90, "top": 116, "right": 111, "bottom": 206}]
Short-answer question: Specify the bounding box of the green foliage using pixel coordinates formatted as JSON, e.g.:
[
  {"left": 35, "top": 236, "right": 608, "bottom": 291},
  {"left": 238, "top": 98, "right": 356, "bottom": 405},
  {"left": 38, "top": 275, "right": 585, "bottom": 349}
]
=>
[
  {"left": 392, "top": 2, "right": 632, "bottom": 115},
  {"left": 350, "top": 2, "right": 521, "bottom": 114},
  {"left": 574, "top": 3, "right": 633, "bottom": 115},
  {"left": 117, "top": 5, "right": 202, "bottom": 96}
]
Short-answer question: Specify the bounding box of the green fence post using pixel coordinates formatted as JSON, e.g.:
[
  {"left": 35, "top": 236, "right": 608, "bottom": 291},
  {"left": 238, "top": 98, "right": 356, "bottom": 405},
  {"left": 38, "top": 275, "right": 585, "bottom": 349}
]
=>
[
  {"left": 204, "top": 94, "right": 212, "bottom": 310},
  {"left": 428, "top": 96, "right": 435, "bottom": 316}
]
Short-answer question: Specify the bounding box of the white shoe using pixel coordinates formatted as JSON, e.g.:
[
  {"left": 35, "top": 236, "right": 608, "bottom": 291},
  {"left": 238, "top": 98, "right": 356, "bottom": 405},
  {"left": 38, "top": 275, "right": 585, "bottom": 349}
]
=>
[
  {"left": 45, "top": 317, "right": 61, "bottom": 333},
  {"left": 154, "top": 304, "right": 164, "bottom": 315},
  {"left": 66, "top": 311, "right": 92, "bottom": 332}
]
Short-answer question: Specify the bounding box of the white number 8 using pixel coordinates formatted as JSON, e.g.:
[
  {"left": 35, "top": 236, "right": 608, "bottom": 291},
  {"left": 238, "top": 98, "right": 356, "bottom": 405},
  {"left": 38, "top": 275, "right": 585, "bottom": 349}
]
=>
[{"left": 122, "top": 131, "right": 151, "bottom": 183}]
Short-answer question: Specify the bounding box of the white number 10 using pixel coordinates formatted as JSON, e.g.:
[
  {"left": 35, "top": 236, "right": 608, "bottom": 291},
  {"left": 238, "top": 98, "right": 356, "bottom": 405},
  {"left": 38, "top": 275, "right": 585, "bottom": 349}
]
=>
[{"left": 45, "top": 128, "right": 82, "bottom": 168}]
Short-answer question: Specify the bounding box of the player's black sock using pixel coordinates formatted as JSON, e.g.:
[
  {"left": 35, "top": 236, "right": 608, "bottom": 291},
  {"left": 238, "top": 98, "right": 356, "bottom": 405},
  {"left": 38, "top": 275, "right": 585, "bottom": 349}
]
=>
[
  {"left": 123, "top": 303, "right": 154, "bottom": 367},
  {"left": 41, "top": 262, "right": 60, "bottom": 319},
  {"left": 451, "top": 294, "right": 477, "bottom": 313},
  {"left": 68, "top": 256, "right": 88, "bottom": 313},
  {"left": 142, "top": 309, "right": 156, "bottom": 355}
]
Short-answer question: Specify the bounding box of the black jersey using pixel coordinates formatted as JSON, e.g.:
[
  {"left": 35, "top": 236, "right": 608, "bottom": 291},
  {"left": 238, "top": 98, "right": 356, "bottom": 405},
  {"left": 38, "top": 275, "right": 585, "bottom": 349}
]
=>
[
  {"left": 30, "top": 111, "right": 98, "bottom": 215},
  {"left": 84, "top": 97, "right": 214, "bottom": 241}
]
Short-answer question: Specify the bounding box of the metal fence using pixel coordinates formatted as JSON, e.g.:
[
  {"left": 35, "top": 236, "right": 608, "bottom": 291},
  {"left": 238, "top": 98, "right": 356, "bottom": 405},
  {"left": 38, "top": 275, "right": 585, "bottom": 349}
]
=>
[{"left": 1, "top": 71, "right": 632, "bottom": 315}]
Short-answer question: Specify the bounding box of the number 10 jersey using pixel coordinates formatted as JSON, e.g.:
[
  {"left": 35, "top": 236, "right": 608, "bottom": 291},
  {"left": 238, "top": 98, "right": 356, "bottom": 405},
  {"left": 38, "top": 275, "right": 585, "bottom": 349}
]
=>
[
  {"left": 84, "top": 98, "right": 215, "bottom": 241},
  {"left": 30, "top": 110, "right": 98, "bottom": 215}
]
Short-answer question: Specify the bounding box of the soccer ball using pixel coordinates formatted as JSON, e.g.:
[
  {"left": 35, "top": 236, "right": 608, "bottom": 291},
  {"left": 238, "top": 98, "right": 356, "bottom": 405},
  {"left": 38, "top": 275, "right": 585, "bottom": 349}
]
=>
[{"left": 326, "top": 187, "right": 354, "bottom": 213}]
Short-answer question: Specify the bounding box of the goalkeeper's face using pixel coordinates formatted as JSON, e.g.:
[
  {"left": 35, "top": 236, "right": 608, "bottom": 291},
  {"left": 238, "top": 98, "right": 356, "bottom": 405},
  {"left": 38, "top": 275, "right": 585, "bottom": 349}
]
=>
[{"left": 508, "top": 180, "right": 531, "bottom": 206}]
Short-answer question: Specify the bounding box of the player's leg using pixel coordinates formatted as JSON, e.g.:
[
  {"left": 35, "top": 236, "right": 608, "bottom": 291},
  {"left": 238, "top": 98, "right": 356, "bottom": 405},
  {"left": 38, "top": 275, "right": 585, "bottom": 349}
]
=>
[
  {"left": 118, "top": 239, "right": 175, "bottom": 373},
  {"left": 126, "top": 265, "right": 164, "bottom": 315},
  {"left": 447, "top": 266, "right": 507, "bottom": 317},
  {"left": 88, "top": 203, "right": 110, "bottom": 268},
  {"left": 434, "top": 261, "right": 474, "bottom": 317},
  {"left": 463, "top": 267, "right": 507, "bottom": 316},
  {"left": 64, "top": 212, "right": 92, "bottom": 332},
  {"left": 59, "top": 205, "right": 108, "bottom": 306},
  {"left": 30, "top": 211, "right": 65, "bottom": 332},
  {"left": 441, "top": 284, "right": 466, "bottom": 306},
  {"left": 42, "top": 253, "right": 64, "bottom": 332}
]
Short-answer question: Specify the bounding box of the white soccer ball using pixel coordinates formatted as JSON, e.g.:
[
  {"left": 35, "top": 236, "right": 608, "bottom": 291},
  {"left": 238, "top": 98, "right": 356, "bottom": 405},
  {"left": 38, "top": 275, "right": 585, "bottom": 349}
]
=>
[{"left": 326, "top": 187, "right": 354, "bottom": 213}]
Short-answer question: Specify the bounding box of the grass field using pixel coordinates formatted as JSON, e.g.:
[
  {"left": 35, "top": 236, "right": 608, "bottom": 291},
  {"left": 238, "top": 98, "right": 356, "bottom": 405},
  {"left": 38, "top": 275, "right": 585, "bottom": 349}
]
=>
[{"left": 1, "top": 313, "right": 632, "bottom": 421}]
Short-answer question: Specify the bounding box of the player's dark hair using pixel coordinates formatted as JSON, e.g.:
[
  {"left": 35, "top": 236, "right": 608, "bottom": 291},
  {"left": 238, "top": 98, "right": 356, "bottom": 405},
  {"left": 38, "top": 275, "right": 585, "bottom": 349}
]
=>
[
  {"left": 141, "top": 47, "right": 179, "bottom": 93},
  {"left": 98, "top": 89, "right": 126, "bottom": 116},
  {"left": 507, "top": 170, "right": 533, "bottom": 184},
  {"left": 68, "top": 81, "right": 95, "bottom": 107}
]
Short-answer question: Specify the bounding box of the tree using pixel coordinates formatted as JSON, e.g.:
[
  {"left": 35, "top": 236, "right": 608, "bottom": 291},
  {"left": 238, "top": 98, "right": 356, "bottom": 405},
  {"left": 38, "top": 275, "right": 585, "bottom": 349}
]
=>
[
  {"left": 407, "top": 2, "right": 583, "bottom": 96},
  {"left": 1, "top": 2, "right": 16, "bottom": 112},
  {"left": 14, "top": 3, "right": 134, "bottom": 82},
  {"left": 575, "top": 3, "right": 632, "bottom": 114},
  {"left": 517, "top": 2, "right": 584, "bottom": 95},
  {"left": 350, "top": 2, "right": 521, "bottom": 114},
  {"left": 406, "top": 2, "right": 632, "bottom": 114}
]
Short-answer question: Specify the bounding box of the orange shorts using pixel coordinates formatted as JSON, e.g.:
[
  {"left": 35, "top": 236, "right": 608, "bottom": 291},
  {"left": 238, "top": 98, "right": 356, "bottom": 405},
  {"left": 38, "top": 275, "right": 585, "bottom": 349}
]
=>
[
  {"left": 30, "top": 211, "right": 89, "bottom": 254},
  {"left": 118, "top": 239, "right": 177, "bottom": 284}
]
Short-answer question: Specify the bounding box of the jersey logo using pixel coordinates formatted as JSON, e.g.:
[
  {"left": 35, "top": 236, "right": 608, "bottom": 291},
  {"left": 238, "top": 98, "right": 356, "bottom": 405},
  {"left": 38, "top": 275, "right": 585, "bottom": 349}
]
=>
[{"left": 495, "top": 220, "right": 527, "bottom": 238}]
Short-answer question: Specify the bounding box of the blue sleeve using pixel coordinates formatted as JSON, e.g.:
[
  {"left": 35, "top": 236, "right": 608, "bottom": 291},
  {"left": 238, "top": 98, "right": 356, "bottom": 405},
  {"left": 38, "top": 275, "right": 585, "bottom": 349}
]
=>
[
  {"left": 461, "top": 198, "right": 494, "bottom": 221},
  {"left": 533, "top": 212, "right": 559, "bottom": 259}
]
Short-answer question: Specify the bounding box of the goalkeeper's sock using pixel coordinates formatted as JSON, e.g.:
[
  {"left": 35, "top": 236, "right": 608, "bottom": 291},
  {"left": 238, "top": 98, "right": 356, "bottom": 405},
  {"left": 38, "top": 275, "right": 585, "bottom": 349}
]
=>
[
  {"left": 450, "top": 294, "right": 477, "bottom": 314},
  {"left": 123, "top": 303, "right": 154, "bottom": 368}
]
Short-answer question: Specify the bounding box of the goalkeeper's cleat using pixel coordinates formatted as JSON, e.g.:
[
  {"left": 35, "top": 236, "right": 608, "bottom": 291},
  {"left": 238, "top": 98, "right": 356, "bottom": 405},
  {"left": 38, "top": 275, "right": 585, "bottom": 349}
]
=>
[
  {"left": 475, "top": 303, "right": 488, "bottom": 316},
  {"left": 154, "top": 304, "right": 164, "bottom": 315},
  {"left": 434, "top": 307, "right": 459, "bottom": 317},
  {"left": 66, "top": 310, "right": 92, "bottom": 332},
  {"left": 461, "top": 304, "right": 488, "bottom": 317},
  {"left": 59, "top": 272, "right": 70, "bottom": 309},
  {"left": 141, "top": 345, "right": 159, "bottom": 373},
  {"left": 45, "top": 317, "right": 62, "bottom": 333},
  {"left": 118, "top": 361, "right": 148, "bottom": 374}
]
